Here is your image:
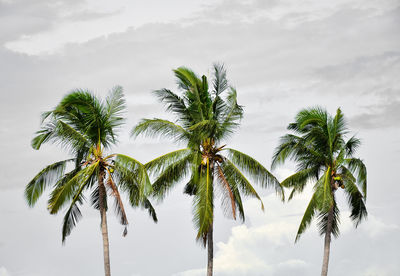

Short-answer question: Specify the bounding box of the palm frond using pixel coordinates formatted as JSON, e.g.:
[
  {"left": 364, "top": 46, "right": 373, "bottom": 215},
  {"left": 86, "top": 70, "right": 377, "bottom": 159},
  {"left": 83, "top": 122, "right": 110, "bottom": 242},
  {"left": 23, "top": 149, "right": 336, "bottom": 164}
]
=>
[
  {"left": 212, "top": 63, "right": 228, "bottom": 96},
  {"left": 113, "top": 154, "right": 152, "bottom": 205},
  {"left": 295, "top": 193, "right": 318, "bottom": 242},
  {"left": 317, "top": 202, "right": 340, "bottom": 238},
  {"left": 281, "top": 167, "right": 318, "bottom": 201},
  {"left": 131, "top": 118, "right": 189, "bottom": 144},
  {"left": 61, "top": 200, "right": 83, "bottom": 243},
  {"left": 153, "top": 88, "right": 193, "bottom": 127},
  {"left": 61, "top": 168, "right": 90, "bottom": 243},
  {"left": 105, "top": 169, "right": 128, "bottom": 236},
  {"left": 145, "top": 148, "right": 191, "bottom": 176},
  {"left": 48, "top": 161, "right": 99, "bottom": 214},
  {"left": 151, "top": 151, "right": 194, "bottom": 200},
  {"left": 294, "top": 106, "right": 328, "bottom": 131},
  {"left": 216, "top": 88, "right": 243, "bottom": 140},
  {"left": 314, "top": 168, "right": 334, "bottom": 212},
  {"left": 225, "top": 148, "right": 283, "bottom": 199},
  {"left": 141, "top": 198, "right": 158, "bottom": 223},
  {"left": 193, "top": 160, "right": 214, "bottom": 245},
  {"left": 104, "top": 86, "right": 126, "bottom": 142},
  {"left": 345, "top": 158, "right": 367, "bottom": 199},
  {"left": 345, "top": 136, "right": 361, "bottom": 156},
  {"left": 25, "top": 159, "right": 73, "bottom": 206},
  {"left": 216, "top": 165, "right": 236, "bottom": 220},
  {"left": 220, "top": 159, "right": 264, "bottom": 211},
  {"left": 341, "top": 166, "right": 367, "bottom": 226}
]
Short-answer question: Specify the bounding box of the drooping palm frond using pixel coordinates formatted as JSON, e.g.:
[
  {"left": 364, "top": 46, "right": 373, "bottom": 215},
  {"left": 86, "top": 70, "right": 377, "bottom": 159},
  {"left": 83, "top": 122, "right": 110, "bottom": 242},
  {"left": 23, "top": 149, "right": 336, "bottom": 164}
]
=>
[
  {"left": 48, "top": 161, "right": 99, "bottom": 214},
  {"left": 61, "top": 166, "right": 93, "bottom": 243},
  {"left": 220, "top": 159, "right": 264, "bottom": 211},
  {"left": 314, "top": 168, "right": 334, "bottom": 212},
  {"left": 113, "top": 154, "right": 152, "bottom": 205},
  {"left": 105, "top": 169, "right": 128, "bottom": 236},
  {"left": 193, "top": 161, "right": 214, "bottom": 245},
  {"left": 317, "top": 202, "right": 340, "bottom": 238},
  {"left": 151, "top": 151, "right": 194, "bottom": 200},
  {"left": 25, "top": 159, "right": 73, "bottom": 206},
  {"left": 340, "top": 166, "right": 367, "bottom": 226},
  {"left": 62, "top": 199, "right": 83, "bottom": 243},
  {"left": 281, "top": 167, "right": 318, "bottom": 200},
  {"left": 216, "top": 165, "right": 236, "bottom": 220},
  {"left": 225, "top": 148, "right": 283, "bottom": 199},
  {"left": 295, "top": 193, "right": 318, "bottom": 242},
  {"left": 344, "top": 136, "right": 361, "bottom": 156},
  {"left": 141, "top": 198, "right": 158, "bottom": 223},
  {"left": 345, "top": 158, "right": 367, "bottom": 199}
]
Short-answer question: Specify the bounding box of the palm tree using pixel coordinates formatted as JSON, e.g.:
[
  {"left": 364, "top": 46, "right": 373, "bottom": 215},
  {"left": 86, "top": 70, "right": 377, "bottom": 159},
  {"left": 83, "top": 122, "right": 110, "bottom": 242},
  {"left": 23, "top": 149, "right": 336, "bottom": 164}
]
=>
[
  {"left": 25, "top": 87, "right": 157, "bottom": 276},
  {"left": 271, "top": 107, "right": 367, "bottom": 276},
  {"left": 132, "top": 64, "right": 283, "bottom": 276}
]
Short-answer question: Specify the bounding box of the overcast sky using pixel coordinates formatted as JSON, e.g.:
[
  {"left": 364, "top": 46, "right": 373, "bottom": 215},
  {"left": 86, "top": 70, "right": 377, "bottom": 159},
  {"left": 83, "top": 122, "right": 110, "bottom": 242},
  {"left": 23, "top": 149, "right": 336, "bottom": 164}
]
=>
[{"left": 0, "top": 0, "right": 399, "bottom": 275}]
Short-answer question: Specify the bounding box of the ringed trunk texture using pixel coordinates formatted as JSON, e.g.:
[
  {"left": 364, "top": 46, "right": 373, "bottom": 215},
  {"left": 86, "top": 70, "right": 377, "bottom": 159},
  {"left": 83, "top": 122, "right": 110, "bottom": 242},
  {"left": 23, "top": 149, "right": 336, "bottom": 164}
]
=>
[
  {"left": 99, "top": 169, "right": 111, "bottom": 276},
  {"left": 207, "top": 222, "right": 214, "bottom": 276},
  {"left": 321, "top": 205, "right": 334, "bottom": 276}
]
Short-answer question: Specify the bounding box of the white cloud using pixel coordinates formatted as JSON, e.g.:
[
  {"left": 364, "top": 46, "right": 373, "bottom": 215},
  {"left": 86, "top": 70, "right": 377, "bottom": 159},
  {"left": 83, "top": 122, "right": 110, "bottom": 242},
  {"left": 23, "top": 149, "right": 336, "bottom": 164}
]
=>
[
  {"left": 176, "top": 193, "right": 312, "bottom": 276},
  {"left": 362, "top": 215, "right": 400, "bottom": 238},
  {"left": 0, "top": 267, "right": 10, "bottom": 276},
  {"left": 176, "top": 188, "right": 400, "bottom": 276}
]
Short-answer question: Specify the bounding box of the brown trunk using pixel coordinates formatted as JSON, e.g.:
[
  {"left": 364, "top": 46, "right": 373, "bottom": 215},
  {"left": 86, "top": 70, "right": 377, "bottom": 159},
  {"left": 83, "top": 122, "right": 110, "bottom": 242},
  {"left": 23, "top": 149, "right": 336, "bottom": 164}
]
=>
[
  {"left": 207, "top": 222, "right": 214, "bottom": 276},
  {"left": 99, "top": 168, "right": 111, "bottom": 276},
  {"left": 321, "top": 206, "right": 333, "bottom": 276}
]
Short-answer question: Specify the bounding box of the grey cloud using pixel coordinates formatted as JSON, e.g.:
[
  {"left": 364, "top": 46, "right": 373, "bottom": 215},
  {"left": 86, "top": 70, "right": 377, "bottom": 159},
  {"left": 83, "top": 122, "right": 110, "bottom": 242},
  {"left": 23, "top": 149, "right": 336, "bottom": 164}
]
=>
[
  {"left": 350, "top": 97, "right": 400, "bottom": 129},
  {"left": 64, "top": 9, "right": 122, "bottom": 22},
  {"left": 0, "top": 0, "right": 117, "bottom": 43}
]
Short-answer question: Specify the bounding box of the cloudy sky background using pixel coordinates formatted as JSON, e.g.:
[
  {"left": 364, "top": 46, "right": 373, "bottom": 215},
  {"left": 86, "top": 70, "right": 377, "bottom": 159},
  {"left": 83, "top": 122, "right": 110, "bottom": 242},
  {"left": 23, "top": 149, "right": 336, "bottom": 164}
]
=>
[{"left": 0, "top": 0, "right": 399, "bottom": 275}]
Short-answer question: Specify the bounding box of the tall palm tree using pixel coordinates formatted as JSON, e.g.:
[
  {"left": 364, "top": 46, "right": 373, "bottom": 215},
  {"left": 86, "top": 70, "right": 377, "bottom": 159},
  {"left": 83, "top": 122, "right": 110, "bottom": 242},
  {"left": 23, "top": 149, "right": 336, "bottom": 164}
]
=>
[
  {"left": 25, "top": 87, "right": 157, "bottom": 276},
  {"left": 132, "top": 64, "right": 283, "bottom": 276},
  {"left": 271, "top": 107, "right": 367, "bottom": 276}
]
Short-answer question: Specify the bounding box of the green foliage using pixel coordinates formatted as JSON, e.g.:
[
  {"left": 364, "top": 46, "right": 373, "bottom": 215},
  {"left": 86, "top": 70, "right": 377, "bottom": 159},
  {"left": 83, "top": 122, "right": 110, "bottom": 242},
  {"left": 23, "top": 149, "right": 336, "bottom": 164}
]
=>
[
  {"left": 25, "top": 159, "right": 73, "bottom": 206},
  {"left": 133, "top": 63, "right": 281, "bottom": 244},
  {"left": 273, "top": 107, "right": 368, "bottom": 242},
  {"left": 26, "top": 87, "right": 156, "bottom": 243}
]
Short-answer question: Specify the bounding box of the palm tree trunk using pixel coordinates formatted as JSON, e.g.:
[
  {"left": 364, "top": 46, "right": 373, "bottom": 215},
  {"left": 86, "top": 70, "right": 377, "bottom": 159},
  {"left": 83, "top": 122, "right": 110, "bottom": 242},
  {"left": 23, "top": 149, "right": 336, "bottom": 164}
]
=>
[
  {"left": 207, "top": 221, "right": 214, "bottom": 276},
  {"left": 99, "top": 168, "right": 111, "bottom": 276},
  {"left": 321, "top": 206, "right": 334, "bottom": 276}
]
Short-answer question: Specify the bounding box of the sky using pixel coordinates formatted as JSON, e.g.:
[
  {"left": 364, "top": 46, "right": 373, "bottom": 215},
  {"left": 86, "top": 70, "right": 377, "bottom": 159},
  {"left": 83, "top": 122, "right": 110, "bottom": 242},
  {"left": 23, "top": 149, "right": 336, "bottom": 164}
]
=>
[{"left": 0, "top": 0, "right": 399, "bottom": 275}]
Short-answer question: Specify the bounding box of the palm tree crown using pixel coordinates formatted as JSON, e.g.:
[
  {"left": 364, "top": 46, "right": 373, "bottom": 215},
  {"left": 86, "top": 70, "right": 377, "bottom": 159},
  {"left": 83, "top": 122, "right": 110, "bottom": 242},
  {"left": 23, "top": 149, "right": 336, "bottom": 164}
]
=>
[
  {"left": 25, "top": 87, "right": 157, "bottom": 275},
  {"left": 272, "top": 107, "right": 367, "bottom": 276},
  {"left": 132, "top": 64, "right": 283, "bottom": 275}
]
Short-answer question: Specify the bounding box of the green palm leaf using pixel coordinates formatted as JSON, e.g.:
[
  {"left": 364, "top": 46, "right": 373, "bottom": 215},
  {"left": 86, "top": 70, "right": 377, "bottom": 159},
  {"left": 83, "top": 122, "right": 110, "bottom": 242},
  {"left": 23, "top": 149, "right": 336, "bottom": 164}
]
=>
[
  {"left": 25, "top": 159, "right": 73, "bottom": 206},
  {"left": 225, "top": 148, "right": 283, "bottom": 199},
  {"left": 48, "top": 161, "right": 99, "bottom": 214},
  {"left": 295, "top": 193, "right": 318, "bottom": 242},
  {"left": 131, "top": 118, "right": 189, "bottom": 144}
]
